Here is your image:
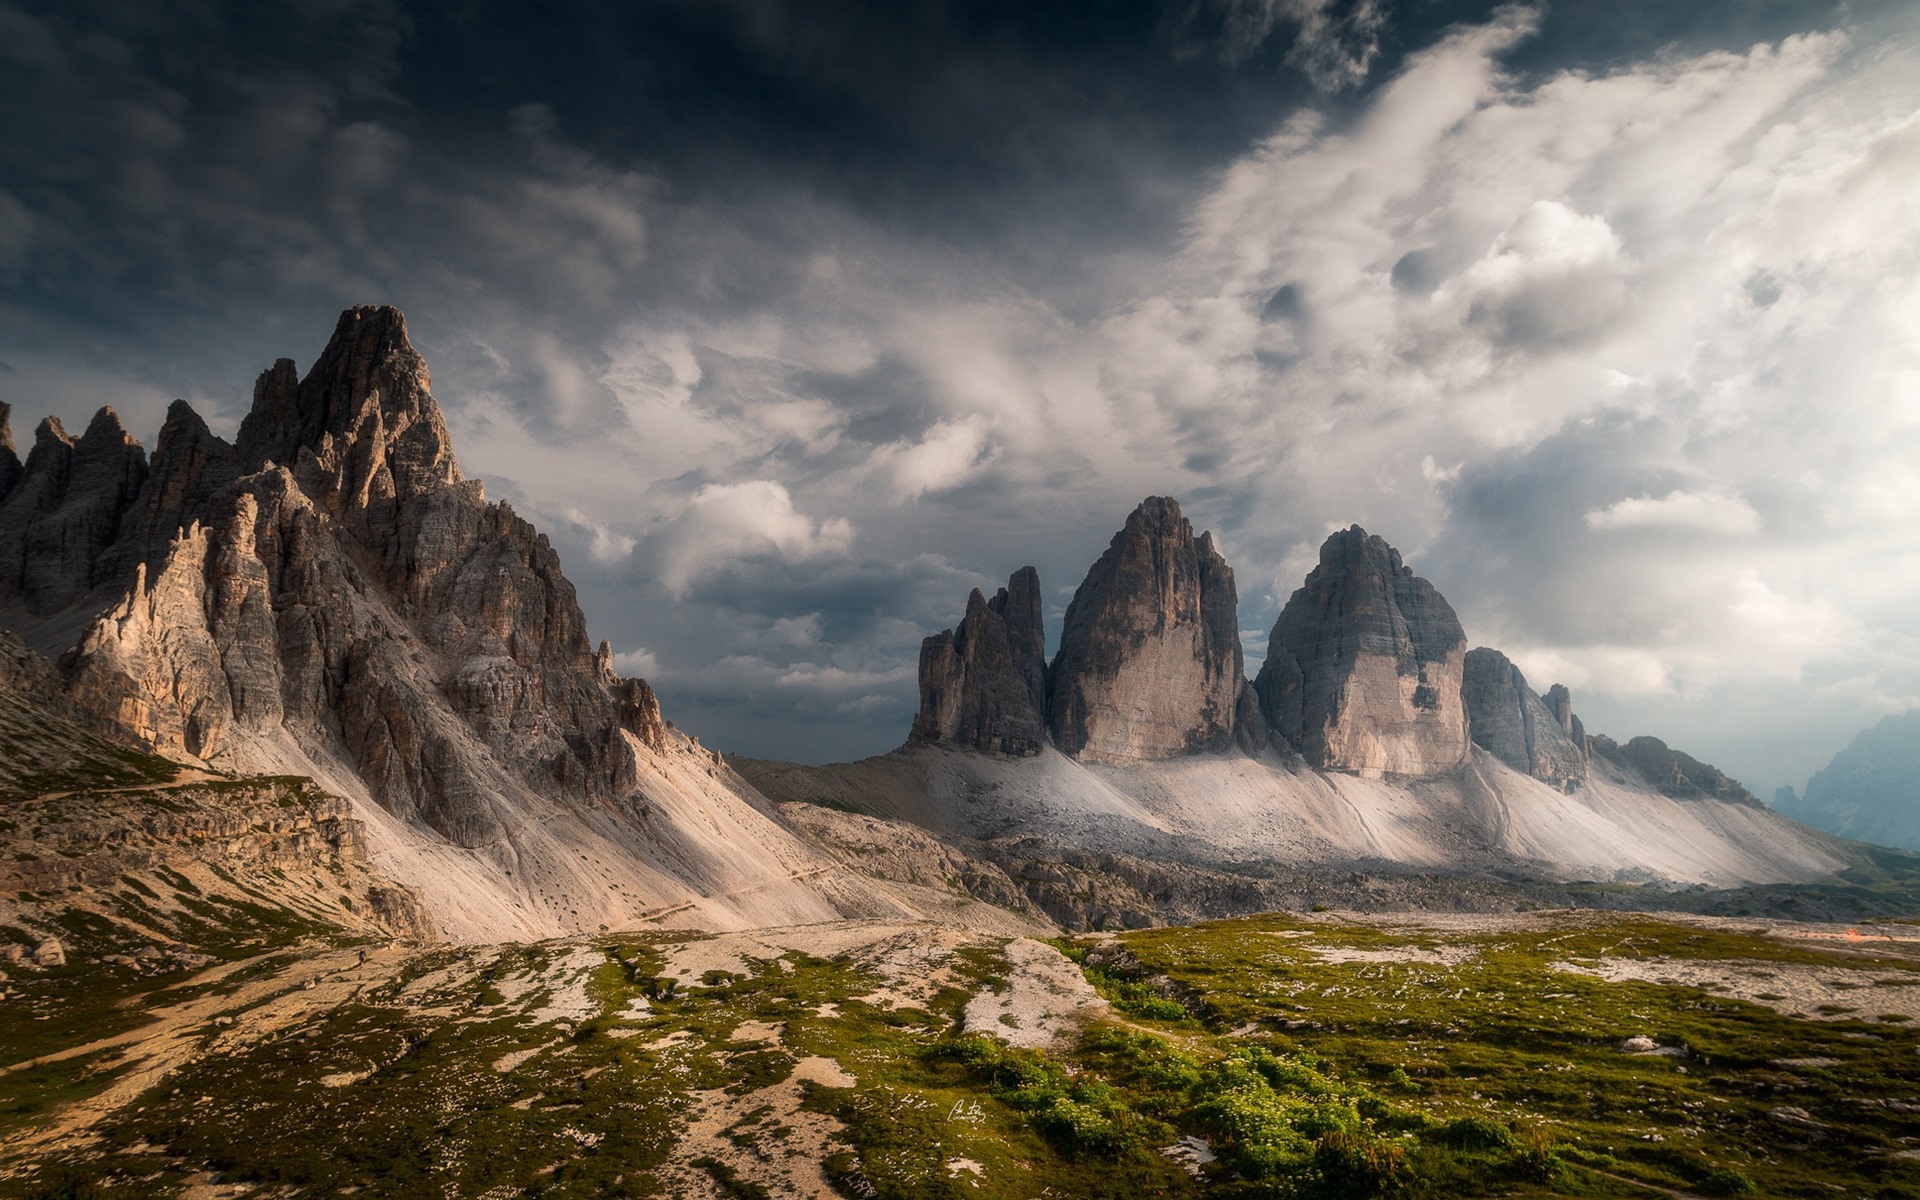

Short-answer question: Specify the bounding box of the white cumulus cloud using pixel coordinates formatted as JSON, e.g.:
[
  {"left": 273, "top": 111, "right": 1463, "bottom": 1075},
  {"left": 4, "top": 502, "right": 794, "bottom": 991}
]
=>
[
  {"left": 1584, "top": 489, "right": 1763, "bottom": 535},
  {"left": 870, "top": 414, "right": 999, "bottom": 500},
  {"left": 652, "top": 481, "right": 855, "bottom": 597}
]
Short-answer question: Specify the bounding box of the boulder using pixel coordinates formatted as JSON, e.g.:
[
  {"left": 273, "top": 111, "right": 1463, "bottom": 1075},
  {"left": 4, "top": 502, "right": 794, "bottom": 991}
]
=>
[{"left": 32, "top": 937, "right": 66, "bottom": 968}]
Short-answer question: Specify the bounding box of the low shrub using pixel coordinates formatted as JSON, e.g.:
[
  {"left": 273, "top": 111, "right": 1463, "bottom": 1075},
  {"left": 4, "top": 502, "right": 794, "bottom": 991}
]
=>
[
  {"left": 1428, "top": 1115, "right": 1514, "bottom": 1151},
  {"left": 1700, "top": 1166, "right": 1760, "bottom": 1195}
]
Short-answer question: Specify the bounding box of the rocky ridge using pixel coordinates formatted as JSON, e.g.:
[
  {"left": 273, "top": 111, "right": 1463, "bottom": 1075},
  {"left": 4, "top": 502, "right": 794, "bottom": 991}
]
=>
[
  {"left": 0, "top": 652, "right": 433, "bottom": 945},
  {"left": 1593, "top": 735, "right": 1761, "bottom": 807},
  {"left": 904, "top": 508, "right": 1775, "bottom": 819},
  {"left": 863, "top": 506, "right": 1851, "bottom": 904}
]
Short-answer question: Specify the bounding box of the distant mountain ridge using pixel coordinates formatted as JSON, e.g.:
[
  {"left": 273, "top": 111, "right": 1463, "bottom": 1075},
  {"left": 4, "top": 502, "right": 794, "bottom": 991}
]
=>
[{"left": 1778, "top": 710, "right": 1920, "bottom": 850}]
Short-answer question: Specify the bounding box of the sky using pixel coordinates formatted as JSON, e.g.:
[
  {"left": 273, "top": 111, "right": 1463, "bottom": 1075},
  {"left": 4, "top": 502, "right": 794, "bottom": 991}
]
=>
[{"left": 2, "top": 0, "right": 1917, "bottom": 798}]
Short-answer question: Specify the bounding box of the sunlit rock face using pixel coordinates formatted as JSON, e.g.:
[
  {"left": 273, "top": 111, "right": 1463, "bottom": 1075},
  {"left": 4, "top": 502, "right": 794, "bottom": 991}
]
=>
[
  {"left": 0, "top": 306, "right": 946, "bottom": 940},
  {"left": 1256, "top": 526, "right": 1468, "bottom": 779},
  {"left": 1462, "top": 647, "right": 1589, "bottom": 791},
  {"left": 909, "top": 566, "right": 1049, "bottom": 756},
  {"left": 1047, "top": 497, "right": 1244, "bottom": 763}
]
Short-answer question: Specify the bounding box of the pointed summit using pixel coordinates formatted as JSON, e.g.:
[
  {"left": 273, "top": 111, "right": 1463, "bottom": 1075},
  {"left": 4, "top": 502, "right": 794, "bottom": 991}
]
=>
[
  {"left": 1256, "top": 526, "right": 1468, "bottom": 777},
  {"left": 909, "top": 566, "right": 1048, "bottom": 756},
  {"left": 113, "top": 400, "right": 237, "bottom": 567},
  {"left": 1048, "top": 497, "right": 1243, "bottom": 762},
  {"left": 32, "top": 414, "right": 72, "bottom": 455},
  {"left": 237, "top": 304, "right": 460, "bottom": 501},
  {"left": 71, "top": 406, "right": 146, "bottom": 491}
]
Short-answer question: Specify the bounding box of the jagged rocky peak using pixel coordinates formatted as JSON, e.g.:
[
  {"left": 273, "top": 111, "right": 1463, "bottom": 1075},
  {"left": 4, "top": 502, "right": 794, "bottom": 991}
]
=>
[
  {"left": 909, "top": 566, "right": 1048, "bottom": 756},
  {"left": 1256, "top": 526, "right": 1469, "bottom": 778},
  {"left": 0, "top": 406, "right": 149, "bottom": 616},
  {"left": 1591, "top": 735, "right": 1760, "bottom": 807},
  {"left": 237, "top": 304, "right": 461, "bottom": 514},
  {"left": 0, "top": 402, "right": 22, "bottom": 502},
  {"left": 1461, "top": 647, "right": 1588, "bottom": 790},
  {"left": 110, "top": 400, "right": 238, "bottom": 574},
  {"left": 1048, "top": 497, "right": 1243, "bottom": 762}
]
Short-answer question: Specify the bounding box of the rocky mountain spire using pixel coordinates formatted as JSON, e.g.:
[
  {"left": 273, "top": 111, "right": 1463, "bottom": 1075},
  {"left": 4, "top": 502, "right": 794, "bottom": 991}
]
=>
[
  {"left": 0, "top": 403, "right": 21, "bottom": 503},
  {"left": 0, "top": 407, "right": 148, "bottom": 616},
  {"left": 1255, "top": 526, "right": 1468, "bottom": 777},
  {"left": 1461, "top": 647, "right": 1588, "bottom": 790},
  {"left": 1048, "top": 497, "right": 1243, "bottom": 762},
  {"left": 237, "top": 305, "right": 460, "bottom": 523},
  {"left": 108, "top": 400, "right": 238, "bottom": 577},
  {"left": 0, "top": 304, "right": 973, "bottom": 938},
  {"left": 909, "top": 566, "right": 1048, "bottom": 756}
]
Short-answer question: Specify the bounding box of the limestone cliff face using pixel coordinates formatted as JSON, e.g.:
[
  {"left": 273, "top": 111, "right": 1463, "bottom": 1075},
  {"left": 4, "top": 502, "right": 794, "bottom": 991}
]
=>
[
  {"left": 909, "top": 567, "right": 1048, "bottom": 756},
  {"left": 1461, "top": 647, "right": 1588, "bottom": 790},
  {"left": 1256, "top": 526, "right": 1468, "bottom": 777},
  {"left": 1048, "top": 497, "right": 1243, "bottom": 762}
]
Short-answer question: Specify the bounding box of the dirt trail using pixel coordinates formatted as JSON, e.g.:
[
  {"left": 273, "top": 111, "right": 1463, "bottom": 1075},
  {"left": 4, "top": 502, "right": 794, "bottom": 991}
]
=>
[
  {"left": 629, "top": 865, "right": 839, "bottom": 925},
  {"left": 1585, "top": 1165, "right": 1711, "bottom": 1200},
  {"left": 1, "top": 943, "right": 409, "bottom": 1165},
  {"left": 37, "top": 768, "right": 223, "bottom": 803}
]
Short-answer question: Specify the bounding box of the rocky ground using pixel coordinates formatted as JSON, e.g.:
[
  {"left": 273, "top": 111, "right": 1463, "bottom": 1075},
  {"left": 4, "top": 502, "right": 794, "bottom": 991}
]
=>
[{"left": 3, "top": 906, "right": 1915, "bottom": 1199}]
